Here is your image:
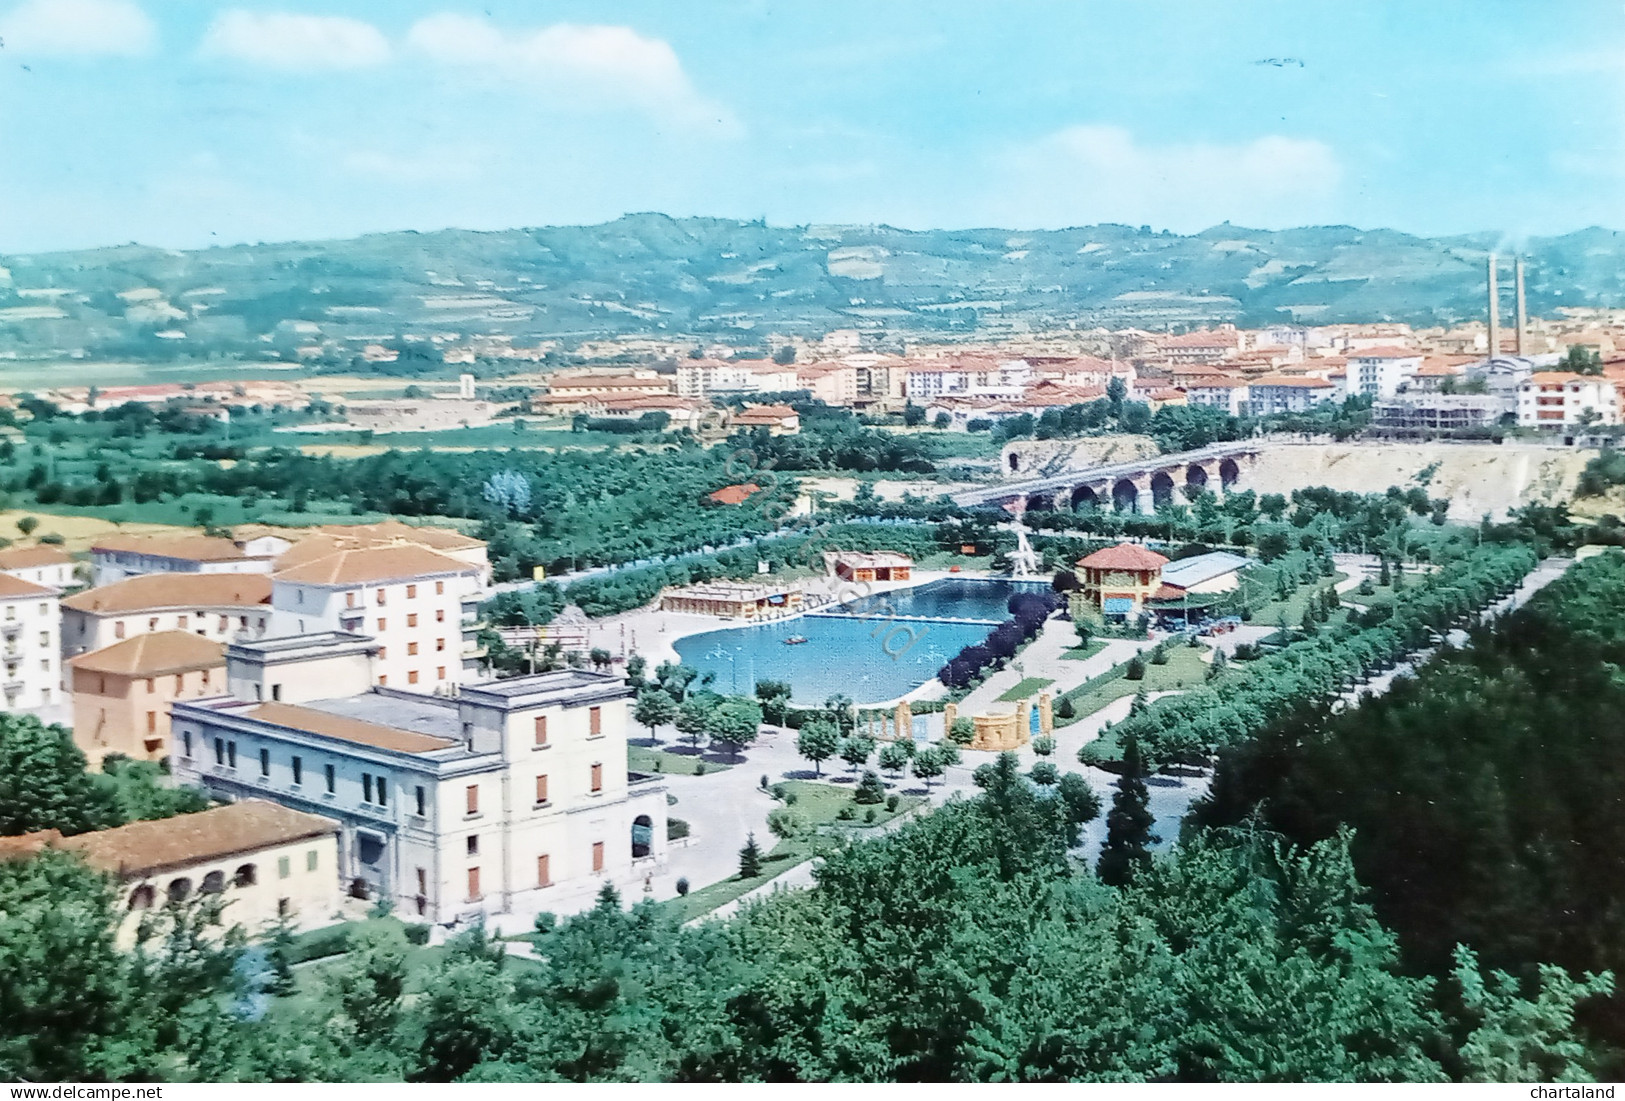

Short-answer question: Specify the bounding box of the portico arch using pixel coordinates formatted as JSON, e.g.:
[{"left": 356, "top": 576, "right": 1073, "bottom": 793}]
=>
[
  {"left": 1070, "top": 484, "right": 1100, "bottom": 510},
  {"left": 1185, "top": 464, "right": 1210, "bottom": 492},
  {"left": 1150, "top": 471, "right": 1176, "bottom": 510},
  {"left": 1112, "top": 478, "right": 1141, "bottom": 513},
  {"left": 1219, "top": 457, "right": 1241, "bottom": 488}
]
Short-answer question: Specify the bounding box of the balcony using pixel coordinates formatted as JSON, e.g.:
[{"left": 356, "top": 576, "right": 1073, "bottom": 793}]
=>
[{"left": 0, "top": 622, "right": 20, "bottom": 639}]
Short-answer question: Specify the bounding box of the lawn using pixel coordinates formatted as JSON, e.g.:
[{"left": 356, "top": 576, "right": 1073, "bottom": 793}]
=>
[
  {"left": 999, "top": 676, "right": 1056, "bottom": 702},
  {"left": 1060, "top": 639, "right": 1108, "bottom": 662},
  {"left": 1247, "top": 572, "right": 1349, "bottom": 630},
  {"left": 662, "top": 778, "right": 925, "bottom": 924},
  {"left": 629, "top": 744, "right": 735, "bottom": 776},
  {"left": 1054, "top": 643, "right": 1215, "bottom": 728}
]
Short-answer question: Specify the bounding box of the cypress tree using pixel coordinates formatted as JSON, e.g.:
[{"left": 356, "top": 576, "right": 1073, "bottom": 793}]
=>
[{"left": 1097, "top": 735, "right": 1159, "bottom": 887}]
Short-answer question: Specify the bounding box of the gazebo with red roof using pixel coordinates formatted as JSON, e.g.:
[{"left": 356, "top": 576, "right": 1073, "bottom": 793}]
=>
[{"left": 1072, "top": 542, "right": 1170, "bottom": 622}]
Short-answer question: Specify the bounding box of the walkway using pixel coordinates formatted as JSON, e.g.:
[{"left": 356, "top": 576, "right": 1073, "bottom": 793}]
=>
[{"left": 955, "top": 618, "right": 1154, "bottom": 716}]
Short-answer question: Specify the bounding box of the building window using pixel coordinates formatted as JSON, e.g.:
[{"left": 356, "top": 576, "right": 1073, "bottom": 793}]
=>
[
  {"left": 416, "top": 867, "right": 427, "bottom": 894},
  {"left": 436, "top": 638, "right": 446, "bottom": 651},
  {"left": 114, "top": 621, "right": 125, "bottom": 639},
  {"left": 214, "top": 737, "right": 225, "bottom": 765},
  {"left": 177, "top": 615, "right": 188, "bottom": 630},
  {"left": 292, "top": 756, "right": 302, "bottom": 785},
  {"left": 414, "top": 785, "right": 425, "bottom": 816},
  {"left": 436, "top": 581, "right": 445, "bottom": 595},
  {"left": 346, "top": 591, "right": 358, "bottom": 609},
  {"left": 535, "top": 774, "right": 548, "bottom": 804},
  {"left": 377, "top": 618, "right": 386, "bottom": 632},
  {"left": 407, "top": 641, "right": 419, "bottom": 656},
  {"left": 590, "top": 763, "right": 603, "bottom": 793},
  {"left": 278, "top": 855, "right": 291, "bottom": 879},
  {"left": 306, "top": 849, "right": 318, "bottom": 872},
  {"left": 271, "top": 683, "right": 282, "bottom": 702},
  {"left": 407, "top": 670, "right": 419, "bottom": 685},
  {"left": 466, "top": 866, "right": 481, "bottom": 901},
  {"left": 537, "top": 854, "right": 551, "bottom": 887},
  {"left": 201, "top": 668, "right": 211, "bottom": 688},
  {"left": 589, "top": 706, "right": 602, "bottom": 737},
  {"left": 147, "top": 678, "right": 156, "bottom": 694},
  {"left": 174, "top": 673, "right": 184, "bottom": 693},
  {"left": 591, "top": 841, "right": 605, "bottom": 873},
  {"left": 148, "top": 618, "right": 158, "bottom": 631},
  {"left": 259, "top": 748, "right": 270, "bottom": 777},
  {"left": 378, "top": 675, "right": 388, "bottom": 687},
  {"left": 277, "top": 897, "right": 291, "bottom": 918},
  {"left": 407, "top": 613, "right": 418, "bottom": 629},
  {"left": 146, "top": 711, "right": 157, "bottom": 734},
  {"left": 227, "top": 742, "right": 237, "bottom": 769},
  {"left": 436, "top": 609, "right": 445, "bottom": 623},
  {"left": 376, "top": 589, "right": 387, "bottom": 606},
  {"left": 406, "top": 584, "right": 417, "bottom": 599},
  {"left": 467, "top": 835, "right": 479, "bottom": 856},
  {"left": 234, "top": 863, "right": 257, "bottom": 888},
  {"left": 40, "top": 631, "right": 49, "bottom": 647},
  {"left": 363, "top": 774, "right": 374, "bottom": 803},
  {"left": 378, "top": 647, "right": 387, "bottom": 660},
  {"left": 182, "top": 730, "right": 193, "bottom": 758},
  {"left": 377, "top": 779, "right": 387, "bottom": 807},
  {"left": 437, "top": 666, "right": 446, "bottom": 681},
  {"left": 325, "top": 764, "right": 336, "bottom": 794},
  {"left": 466, "top": 784, "right": 479, "bottom": 816},
  {"left": 534, "top": 716, "right": 548, "bottom": 747}
]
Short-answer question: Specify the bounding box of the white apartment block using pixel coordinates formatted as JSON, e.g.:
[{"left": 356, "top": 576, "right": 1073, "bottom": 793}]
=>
[
  {"left": 904, "top": 359, "right": 1034, "bottom": 401},
  {"left": 0, "top": 574, "right": 61, "bottom": 709},
  {"left": 61, "top": 573, "right": 272, "bottom": 658},
  {"left": 1182, "top": 377, "right": 1250, "bottom": 417},
  {"left": 0, "top": 545, "right": 77, "bottom": 590},
  {"left": 1246, "top": 376, "right": 1338, "bottom": 415},
  {"left": 270, "top": 545, "right": 484, "bottom": 693},
  {"left": 171, "top": 634, "right": 667, "bottom": 922},
  {"left": 1346, "top": 346, "right": 1423, "bottom": 398},
  {"left": 675, "top": 360, "right": 799, "bottom": 398},
  {"left": 1516, "top": 372, "right": 1620, "bottom": 429},
  {"left": 90, "top": 533, "right": 289, "bottom": 587}
]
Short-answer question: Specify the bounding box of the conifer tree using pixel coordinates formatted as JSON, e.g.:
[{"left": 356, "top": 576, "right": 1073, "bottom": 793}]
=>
[
  {"left": 738, "top": 833, "right": 763, "bottom": 879},
  {"left": 1097, "top": 735, "right": 1159, "bottom": 887}
]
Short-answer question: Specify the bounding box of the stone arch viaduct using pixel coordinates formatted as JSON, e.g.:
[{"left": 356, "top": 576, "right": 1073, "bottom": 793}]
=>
[{"left": 951, "top": 441, "right": 1265, "bottom": 514}]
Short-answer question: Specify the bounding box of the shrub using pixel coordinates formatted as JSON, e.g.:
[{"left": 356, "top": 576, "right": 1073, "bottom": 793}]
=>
[
  {"left": 533, "top": 912, "right": 557, "bottom": 934},
  {"left": 1056, "top": 697, "right": 1077, "bottom": 719},
  {"left": 864, "top": 807, "right": 877, "bottom": 824},
  {"left": 783, "top": 789, "right": 798, "bottom": 806},
  {"left": 667, "top": 817, "right": 690, "bottom": 840},
  {"left": 767, "top": 807, "right": 804, "bottom": 840},
  {"left": 885, "top": 793, "right": 900, "bottom": 812},
  {"left": 771, "top": 783, "right": 786, "bottom": 801},
  {"left": 675, "top": 877, "right": 689, "bottom": 896},
  {"left": 402, "top": 923, "right": 431, "bottom": 946},
  {"left": 1125, "top": 655, "right": 1147, "bottom": 681},
  {"left": 694, "top": 762, "right": 707, "bottom": 776},
  {"left": 287, "top": 924, "right": 351, "bottom": 965},
  {"left": 853, "top": 769, "right": 887, "bottom": 805},
  {"left": 760, "top": 774, "right": 770, "bottom": 790},
  {"left": 836, "top": 805, "right": 856, "bottom": 821}
]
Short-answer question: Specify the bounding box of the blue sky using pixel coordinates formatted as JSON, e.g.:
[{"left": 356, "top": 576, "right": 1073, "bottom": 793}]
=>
[{"left": 0, "top": 0, "right": 1621, "bottom": 251}]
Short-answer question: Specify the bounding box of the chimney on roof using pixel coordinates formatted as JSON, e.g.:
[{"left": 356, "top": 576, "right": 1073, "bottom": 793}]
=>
[
  {"left": 1487, "top": 254, "right": 1500, "bottom": 357},
  {"left": 1515, "top": 258, "right": 1527, "bottom": 357}
]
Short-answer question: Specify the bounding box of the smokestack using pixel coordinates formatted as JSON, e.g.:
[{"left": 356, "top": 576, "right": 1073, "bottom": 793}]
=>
[
  {"left": 1515, "top": 258, "right": 1527, "bottom": 357},
  {"left": 1487, "top": 253, "right": 1500, "bottom": 357}
]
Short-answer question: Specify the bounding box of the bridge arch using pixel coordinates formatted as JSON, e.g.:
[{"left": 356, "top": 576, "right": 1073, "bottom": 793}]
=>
[
  {"left": 1070, "top": 484, "right": 1100, "bottom": 510},
  {"left": 1025, "top": 493, "right": 1053, "bottom": 513},
  {"left": 1112, "top": 478, "right": 1141, "bottom": 513},
  {"left": 1150, "top": 471, "right": 1176, "bottom": 510},
  {"left": 1219, "top": 457, "right": 1241, "bottom": 489},
  {"left": 1185, "top": 463, "right": 1210, "bottom": 493}
]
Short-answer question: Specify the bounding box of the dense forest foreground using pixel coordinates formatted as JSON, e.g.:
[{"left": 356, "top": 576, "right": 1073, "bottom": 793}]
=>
[{"left": 4, "top": 552, "right": 1625, "bottom": 1082}]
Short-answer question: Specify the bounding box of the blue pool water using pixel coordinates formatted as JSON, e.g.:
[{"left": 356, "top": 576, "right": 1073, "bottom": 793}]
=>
[{"left": 672, "top": 578, "right": 1048, "bottom": 705}]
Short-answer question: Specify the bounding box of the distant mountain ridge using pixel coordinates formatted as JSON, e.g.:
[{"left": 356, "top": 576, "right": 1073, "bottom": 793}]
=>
[{"left": 1, "top": 215, "right": 1622, "bottom": 359}]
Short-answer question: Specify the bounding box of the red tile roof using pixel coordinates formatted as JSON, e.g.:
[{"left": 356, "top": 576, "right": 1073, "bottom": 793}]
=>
[
  {"left": 1349, "top": 345, "right": 1420, "bottom": 359},
  {"left": 1077, "top": 543, "right": 1170, "bottom": 571},
  {"left": 708, "top": 483, "right": 761, "bottom": 505}
]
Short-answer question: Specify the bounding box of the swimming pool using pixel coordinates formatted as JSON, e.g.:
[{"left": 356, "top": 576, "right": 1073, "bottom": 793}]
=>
[{"left": 672, "top": 578, "right": 1049, "bottom": 705}]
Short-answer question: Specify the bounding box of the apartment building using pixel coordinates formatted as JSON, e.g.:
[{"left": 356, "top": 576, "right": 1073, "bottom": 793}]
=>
[
  {"left": 675, "top": 360, "right": 798, "bottom": 398},
  {"left": 1516, "top": 372, "right": 1620, "bottom": 429},
  {"left": 794, "top": 362, "right": 860, "bottom": 406},
  {"left": 170, "top": 635, "right": 667, "bottom": 922},
  {"left": 68, "top": 631, "right": 225, "bottom": 767},
  {"left": 60, "top": 573, "right": 272, "bottom": 658},
  {"left": 90, "top": 533, "right": 288, "bottom": 587},
  {"left": 0, "top": 573, "right": 60, "bottom": 710},
  {"left": 904, "top": 358, "right": 1033, "bottom": 400},
  {"left": 274, "top": 521, "right": 492, "bottom": 587},
  {"left": 1346, "top": 346, "right": 1423, "bottom": 398},
  {"left": 1246, "top": 375, "right": 1338, "bottom": 415},
  {"left": 1182, "top": 375, "right": 1250, "bottom": 417},
  {"left": 1, "top": 801, "right": 343, "bottom": 947},
  {"left": 0, "top": 544, "right": 76, "bottom": 589},
  {"left": 269, "top": 544, "right": 484, "bottom": 692}
]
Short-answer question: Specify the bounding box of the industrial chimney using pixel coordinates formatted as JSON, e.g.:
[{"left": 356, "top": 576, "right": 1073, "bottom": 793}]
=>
[
  {"left": 1515, "top": 258, "right": 1527, "bottom": 357},
  {"left": 1487, "top": 254, "right": 1500, "bottom": 357}
]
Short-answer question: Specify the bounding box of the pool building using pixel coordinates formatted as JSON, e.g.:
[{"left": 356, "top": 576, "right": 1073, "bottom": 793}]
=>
[
  {"left": 824, "top": 551, "right": 913, "bottom": 583},
  {"left": 660, "top": 581, "right": 805, "bottom": 620}
]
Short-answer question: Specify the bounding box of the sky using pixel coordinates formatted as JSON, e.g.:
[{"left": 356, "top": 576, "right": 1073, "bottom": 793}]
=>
[{"left": 0, "top": 0, "right": 1621, "bottom": 252}]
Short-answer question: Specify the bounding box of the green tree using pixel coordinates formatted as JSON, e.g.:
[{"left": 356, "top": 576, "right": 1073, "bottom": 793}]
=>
[
  {"left": 707, "top": 697, "right": 763, "bottom": 759},
  {"left": 412, "top": 942, "right": 517, "bottom": 1082},
  {"left": 1450, "top": 945, "right": 1613, "bottom": 1082},
  {"left": 947, "top": 716, "right": 977, "bottom": 748},
  {"left": 839, "top": 734, "right": 875, "bottom": 774},
  {"left": 853, "top": 769, "right": 887, "bottom": 805},
  {"left": 796, "top": 717, "right": 840, "bottom": 777},
  {"left": 1096, "top": 735, "right": 1158, "bottom": 886},
  {"left": 1124, "top": 654, "right": 1147, "bottom": 681},
  {"left": 329, "top": 924, "right": 409, "bottom": 1047},
  {"left": 1032, "top": 735, "right": 1056, "bottom": 757},
  {"left": 632, "top": 688, "right": 678, "bottom": 741},
  {"left": 674, "top": 696, "right": 714, "bottom": 750},
  {"left": 0, "top": 714, "right": 119, "bottom": 836},
  {"left": 911, "top": 744, "right": 945, "bottom": 789},
  {"left": 738, "top": 833, "right": 763, "bottom": 879},
  {"left": 877, "top": 741, "right": 910, "bottom": 778},
  {"left": 1029, "top": 761, "right": 1060, "bottom": 787},
  {"left": 754, "top": 679, "right": 793, "bottom": 726}
]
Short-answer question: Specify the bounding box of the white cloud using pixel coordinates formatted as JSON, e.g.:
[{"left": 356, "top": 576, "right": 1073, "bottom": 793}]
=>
[
  {"left": 988, "top": 125, "right": 1342, "bottom": 231},
  {"left": 0, "top": 0, "right": 155, "bottom": 56},
  {"left": 199, "top": 10, "right": 391, "bottom": 71},
  {"left": 405, "top": 14, "right": 739, "bottom": 136}
]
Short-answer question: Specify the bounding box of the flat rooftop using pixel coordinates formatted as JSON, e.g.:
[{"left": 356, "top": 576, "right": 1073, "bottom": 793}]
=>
[
  {"left": 303, "top": 691, "right": 465, "bottom": 743},
  {"left": 460, "top": 668, "right": 631, "bottom": 709}
]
